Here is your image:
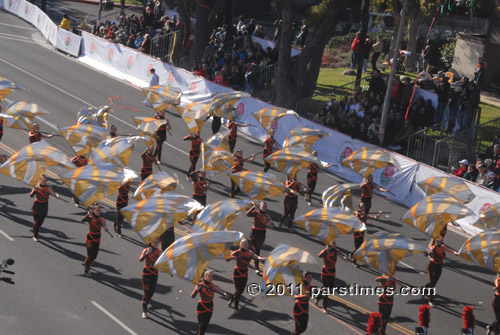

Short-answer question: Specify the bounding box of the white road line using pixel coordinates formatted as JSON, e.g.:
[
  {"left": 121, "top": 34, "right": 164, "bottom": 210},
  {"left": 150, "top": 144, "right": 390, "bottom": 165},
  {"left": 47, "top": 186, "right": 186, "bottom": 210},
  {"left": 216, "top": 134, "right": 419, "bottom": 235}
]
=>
[
  {"left": 0, "top": 22, "right": 37, "bottom": 30},
  {"left": 399, "top": 261, "right": 425, "bottom": 274},
  {"left": 90, "top": 301, "right": 139, "bottom": 335},
  {"left": 0, "top": 228, "right": 15, "bottom": 241},
  {"left": 0, "top": 32, "right": 33, "bottom": 40},
  {"left": 0, "top": 36, "right": 39, "bottom": 44}
]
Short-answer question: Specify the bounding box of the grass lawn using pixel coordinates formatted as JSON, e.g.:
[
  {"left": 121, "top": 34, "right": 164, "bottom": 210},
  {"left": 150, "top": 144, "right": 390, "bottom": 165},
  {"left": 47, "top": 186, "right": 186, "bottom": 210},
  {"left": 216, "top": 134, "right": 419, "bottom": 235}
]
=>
[
  {"left": 317, "top": 67, "right": 498, "bottom": 124},
  {"left": 113, "top": 0, "right": 142, "bottom": 5}
]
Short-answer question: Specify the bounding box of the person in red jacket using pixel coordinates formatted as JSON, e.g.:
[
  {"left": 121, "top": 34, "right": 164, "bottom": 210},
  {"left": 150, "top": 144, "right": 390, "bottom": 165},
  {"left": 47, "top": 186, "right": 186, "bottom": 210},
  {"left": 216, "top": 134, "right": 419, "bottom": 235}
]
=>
[
  {"left": 226, "top": 239, "right": 266, "bottom": 311},
  {"left": 229, "top": 148, "right": 255, "bottom": 198},
  {"left": 350, "top": 31, "right": 362, "bottom": 69},
  {"left": 183, "top": 131, "right": 203, "bottom": 178},
  {"left": 452, "top": 159, "right": 469, "bottom": 177},
  {"left": 139, "top": 238, "right": 162, "bottom": 319},
  {"left": 191, "top": 270, "right": 229, "bottom": 335},
  {"left": 30, "top": 174, "right": 61, "bottom": 241},
  {"left": 81, "top": 204, "right": 110, "bottom": 277},
  {"left": 190, "top": 170, "right": 210, "bottom": 206},
  {"left": 246, "top": 201, "right": 274, "bottom": 274},
  {"left": 263, "top": 130, "right": 278, "bottom": 172},
  {"left": 140, "top": 147, "right": 155, "bottom": 181},
  {"left": 226, "top": 115, "right": 250, "bottom": 153}
]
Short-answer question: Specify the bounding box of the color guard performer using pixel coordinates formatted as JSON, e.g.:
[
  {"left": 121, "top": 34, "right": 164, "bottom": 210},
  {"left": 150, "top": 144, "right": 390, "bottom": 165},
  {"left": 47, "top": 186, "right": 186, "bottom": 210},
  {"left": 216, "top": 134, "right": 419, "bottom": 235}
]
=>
[
  {"left": 227, "top": 115, "right": 250, "bottom": 153},
  {"left": 226, "top": 239, "right": 266, "bottom": 311},
  {"left": 263, "top": 130, "right": 278, "bottom": 172},
  {"left": 190, "top": 170, "right": 210, "bottom": 206},
  {"left": 488, "top": 275, "right": 500, "bottom": 335},
  {"left": 183, "top": 131, "right": 202, "bottom": 178},
  {"left": 140, "top": 147, "right": 155, "bottom": 181},
  {"left": 360, "top": 174, "right": 388, "bottom": 214},
  {"left": 70, "top": 155, "right": 88, "bottom": 206},
  {"left": 292, "top": 271, "right": 313, "bottom": 335},
  {"left": 0, "top": 107, "right": 4, "bottom": 142},
  {"left": 376, "top": 272, "right": 409, "bottom": 335},
  {"left": 159, "top": 219, "right": 192, "bottom": 251},
  {"left": 229, "top": 148, "right": 255, "bottom": 198},
  {"left": 246, "top": 201, "right": 274, "bottom": 274},
  {"left": 305, "top": 151, "right": 333, "bottom": 206},
  {"left": 81, "top": 204, "right": 111, "bottom": 277},
  {"left": 424, "top": 236, "right": 458, "bottom": 306},
  {"left": 351, "top": 202, "right": 381, "bottom": 267},
  {"left": 29, "top": 122, "right": 54, "bottom": 144},
  {"left": 153, "top": 110, "right": 171, "bottom": 163},
  {"left": 115, "top": 181, "right": 131, "bottom": 237},
  {"left": 139, "top": 238, "right": 162, "bottom": 319},
  {"left": 30, "top": 174, "right": 61, "bottom": 241},
  {"left": 279, "top": 175, "right": 306, "bottom": 230},
  {"left": 191, "top": 269, "right": 229, "bottom": 335},
  {"left": 109, "top": 125, "right": 118, "bottom": 138},
  {"left": 316, "top": 240, "right": 349, "bottom": 313}
]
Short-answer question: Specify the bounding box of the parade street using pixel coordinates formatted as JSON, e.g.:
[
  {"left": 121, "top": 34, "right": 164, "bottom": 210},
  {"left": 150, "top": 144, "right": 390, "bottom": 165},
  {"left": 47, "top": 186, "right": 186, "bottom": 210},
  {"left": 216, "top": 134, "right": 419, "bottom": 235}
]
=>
[{"left": 0, "top": 8, "right": 496, "bottom": 335}]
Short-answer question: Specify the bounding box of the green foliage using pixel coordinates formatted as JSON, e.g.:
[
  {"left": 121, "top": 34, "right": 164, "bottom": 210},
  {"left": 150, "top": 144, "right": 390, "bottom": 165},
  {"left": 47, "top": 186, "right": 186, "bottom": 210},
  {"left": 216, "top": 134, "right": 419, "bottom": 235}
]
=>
[
  {"left": 307, "top": 0, "right": 332, "bottom": 28},
  {"left": 439, "top": 37, "right": 456, "bottom": 70}
]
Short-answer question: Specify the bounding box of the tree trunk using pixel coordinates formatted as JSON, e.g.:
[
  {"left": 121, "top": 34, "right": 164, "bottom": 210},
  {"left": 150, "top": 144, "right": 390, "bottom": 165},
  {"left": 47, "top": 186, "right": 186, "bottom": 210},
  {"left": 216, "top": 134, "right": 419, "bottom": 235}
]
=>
[
  {"left": 274, "top": 0, "right": 295, "bottom": 109},
  {"left": 172, "top": 0, "right": 192, "bottom": 64},
  {"left": 191, "top": 0, "right": 227, "bottom": 62},
  {"left": 405, "top": 10, "right": 421, "bottom": 72},
  {"left": 389, "top": 0, "right": 402, "bottom": 59},
  {"left": 274, "top": 0, "right": 343, "bottom": 108}
]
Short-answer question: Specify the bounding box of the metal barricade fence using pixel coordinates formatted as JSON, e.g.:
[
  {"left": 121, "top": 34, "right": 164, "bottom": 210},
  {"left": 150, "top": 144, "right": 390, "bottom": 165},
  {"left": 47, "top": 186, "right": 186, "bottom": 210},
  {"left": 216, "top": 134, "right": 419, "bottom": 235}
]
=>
[
  {"left": 150, "top": 31, "right": 177, "bottom": 63},
  {"left": 295, "top": 94, "right": 334, "bottom": 119},
  {"left": 244, "top": 63, "right": 278, "bottom": 102}
]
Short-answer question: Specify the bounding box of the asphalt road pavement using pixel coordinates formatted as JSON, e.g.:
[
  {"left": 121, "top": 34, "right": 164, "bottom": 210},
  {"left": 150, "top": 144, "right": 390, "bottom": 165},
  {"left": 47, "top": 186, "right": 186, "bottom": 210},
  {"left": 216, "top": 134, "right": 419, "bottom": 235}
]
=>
[{"left": 0, "top": 7, "right": 497, "bottom": 335}]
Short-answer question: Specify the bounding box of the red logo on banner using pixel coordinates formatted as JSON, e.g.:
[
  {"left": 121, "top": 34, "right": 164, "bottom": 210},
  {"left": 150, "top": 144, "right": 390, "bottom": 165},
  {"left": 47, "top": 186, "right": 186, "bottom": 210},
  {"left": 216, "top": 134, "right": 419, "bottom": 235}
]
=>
[
  {"left": 235, "top": 102, "right": 245, "bottom": 120},
  {"left": 168, "top": 72, "right": 174, "bottom": 84},
  {"left": 270, "top": 119, "right": 279, "bottom": 131},
  {"left": 37, "top": 13, "right": 41, "bottom": 23},
  {"left": 127, "top": 56, "right": 134, "bottom": 69},
  {"left": 65, "top": 36, "right": 71, "bottom": 46},
  {"left": 108, "top": 48, "right": 114, "bottom": 62},
  {"left": 190, "top": 81, "right": 197, "bottom": 94},
  {"left": 25, "top": 5, "right": 28, "bottom": 14},
  {"left": 147, "top": 63, "right": 153, "bottom": 78},
  {"left": 380, "top": 166, "right": 395, "bottom": 186},
  {"left": 481, "top": 203, "right": 492, "bottom": 213},
  {"left": 8, "top": 0, "right": 13, "bottom": 7},
  {"left": 90, "top": 41, "right": 96, "bottom": 54},
  {"left": 342, "top": 147, "right": 353, "bottom": 159}
]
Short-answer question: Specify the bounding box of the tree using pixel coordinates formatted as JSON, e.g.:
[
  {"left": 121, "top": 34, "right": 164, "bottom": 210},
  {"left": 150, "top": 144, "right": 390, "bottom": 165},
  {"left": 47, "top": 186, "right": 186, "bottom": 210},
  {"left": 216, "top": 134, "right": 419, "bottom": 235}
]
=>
[
  {"left": 274, "top": 0, "right": 345, "bottom": 109},
  {"left": 171, "top": 0, "right": 193, "bottom": 65}
]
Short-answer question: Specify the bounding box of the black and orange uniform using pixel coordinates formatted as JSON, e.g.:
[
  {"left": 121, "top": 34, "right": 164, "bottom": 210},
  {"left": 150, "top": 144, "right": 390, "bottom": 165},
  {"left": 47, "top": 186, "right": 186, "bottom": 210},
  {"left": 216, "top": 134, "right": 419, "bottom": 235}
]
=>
[
  {"left": 160, "top": 227, "right": 175, "bottom": 250},
  {"left": 29, "top": 130, "right": 41, "bottom": 144},
  {"left": 192, "top": 174, "right": 208, "bottom": 206},
  {"left": 489, "top": 276, "right": 500, "bottom": 332},
  {"left": 293, "top": 281, "right": 312, "bottom": 335},
  {"left": 141, "top": 246, "right": 162, "bottom": 313},
  {"left": 0, "top": 118, "right": 4, "bottom": 141},
  {"left": 153, "top": 114, "right": 167, "bottom": 162},
  {"left": 352, "top": 211, "right": 367, "bottom": 266},
  {"left": 247, "top": 205, "right": 271, "bottom": 269},
  {"left": 228, "top": 248, "right": 251, "bottom": 310},
  {"left": 227, "top": 120, "right": 238, "bottom": 153},
  {"left": 110, "top": 131, "right": 117, "bottom": 138},
  {"left": 425, "top": 243, "right": 446, "bottom": 304},
  {"left": 377, "top": 275, "right": 396, "bottom": 335},
  {"left": 305, "top": 163, "right": 319, "bottom": 201},
  {"left": 192, "top": 280, "right": 216, "bottom": 335},
  {"left": 184, "top": 133, "right": 202, "bottom": 176},
  {"left": 263, "top": 135, "right": 276, "bottom": 172},
  {"left": 30, "top": 184, "right": 50, "bottom": 239},
  {"left": 71, "top": 156, "right": 88, "bottom": 205},
  {"left": 360, "top": 181, "right": 374, "bottom": 214},
  {"left": 317, "top": 247, "right": 337, "bottom": 309},
  {"left": 280, "top": 178, "right": 300, "bottom": 228},
  {"left": 115, "top": 182, "right": 130, "bottom": 235},
  {"left": 229, "top": 156, "right": 244, "bottom": 197},
  {"left": 140, "top": 150, "right": 154, "bottom": 181},
  {"left": 82, "top": 212, "right": 106, "bottom": 274}
]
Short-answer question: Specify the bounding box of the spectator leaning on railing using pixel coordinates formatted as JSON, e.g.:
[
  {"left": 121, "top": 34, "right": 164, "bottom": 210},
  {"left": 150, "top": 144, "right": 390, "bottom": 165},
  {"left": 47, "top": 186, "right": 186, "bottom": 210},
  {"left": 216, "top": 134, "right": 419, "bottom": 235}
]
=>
[{"left": 452, "top": 159, "right": 468, "bottom": 177}]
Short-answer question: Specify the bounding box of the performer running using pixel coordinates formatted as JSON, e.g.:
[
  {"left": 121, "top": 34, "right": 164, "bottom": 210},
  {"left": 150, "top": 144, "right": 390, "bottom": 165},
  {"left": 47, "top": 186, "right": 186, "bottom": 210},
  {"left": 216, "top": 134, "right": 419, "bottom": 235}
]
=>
[
  {"left": 70, "top": 155, "right": 88, "bottom": 206},
  {"left": 30, "top": 174, "right": 61, "bottom": 241},
  {"left": 263, "top": 129, "right": 278, "bottom": 172},
  {"left": 226, "top": 239, "right": 266, "bottom": 311},
  {"left": 191, "top": 269, "right": 229, "bottom": 335},
  {"left": 153, "top": 110, "right": 171, "bottom": 163},
  {"left": 246, "top": 201, "right": 274, "bottom": 274},
  {"left": 29, "top": 122, "right": 54, "bottom": 144},
  {"left": 183, "top": 131, "right": 202, "bottom": 178},
  {"left": 351, "top": 202, "right": 381, "bottom": 267},
  {"left": 360, "top": 174, "right": 388, "bottom": 214},
  {"left": 279, "top": 175, "right": 306, "bottom": 230},
  {"left": 190, "top": 170, "right": 210, "bottom": 206},
  {"left": 376, "top": 272, "right": 409, "bottom": 335},
  {"left": 139, "top": 237, "right": 162, "bottom": 319},
  {"left": 229, "top": 148, "right": 255, "bottom": 198},
  {"left": 488, "top": 274, "right": 500, "bottom": 335},
  {"left": 226, "top": 115, "right": 250, "bottom": 153},
  {"left": 81, "top": 204, "right": 110, "bottom": 277},
  {"left": 316, "top": 240, "right": 349, "bottom": 313},
  {"left": 424, "top": 236, "right": 458, "bottom": 306},
  {"left": 292, "top": 271, "right": 313, "bottom": 335},
  {"left": 115, "top": 181, "right": 131, "bottom": 237},
  {"left": 140, "top": 147, "right": 155, "bottom": 181},
  {"left": 109, "top": 124, "right": 118, "bottom": 138},
  {"left": 305, "top": 151, "right": 333, "bottom": 206}
]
